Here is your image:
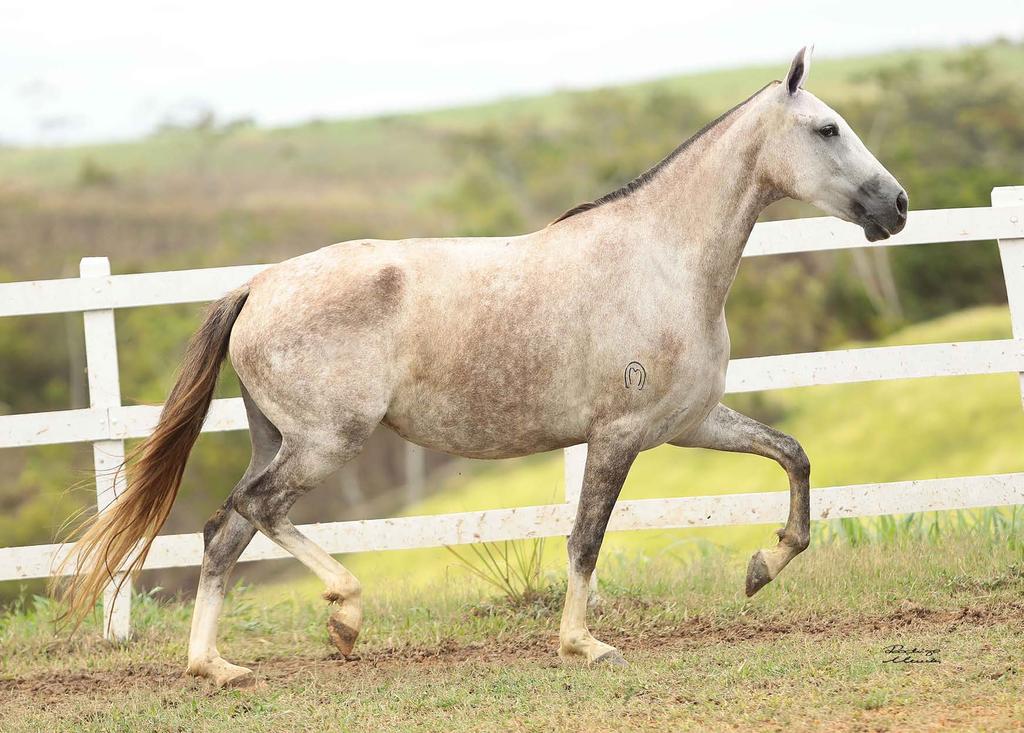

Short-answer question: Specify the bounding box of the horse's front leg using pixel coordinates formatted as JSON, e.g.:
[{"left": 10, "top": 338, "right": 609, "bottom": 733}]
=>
[
  {"left": 672, "top": 403, "right": 811, "bottom": 596},
  {"left": 559, "top": 433, "right": 639, "bottom": 666}
]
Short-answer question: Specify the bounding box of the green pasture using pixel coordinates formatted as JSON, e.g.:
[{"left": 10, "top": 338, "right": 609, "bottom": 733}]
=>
[{"left": 2, "top": 526, "right": 1022, "bottom": 732}]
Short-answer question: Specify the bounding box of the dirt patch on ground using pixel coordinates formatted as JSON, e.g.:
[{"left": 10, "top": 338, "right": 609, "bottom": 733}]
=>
[
  {"left": 652, "top": 599, "right": 1024, "bottom": 645},
  {"left": 3, "top": 600, "right": 1021, "bottom": 697},
  {"left": 1, "top": 663, "right": 188, "bottom": 696}
]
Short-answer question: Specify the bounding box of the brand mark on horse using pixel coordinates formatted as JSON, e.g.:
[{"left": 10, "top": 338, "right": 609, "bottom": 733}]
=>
[{"left": 624, "top": 361, "right": 647, "bottom": 391}]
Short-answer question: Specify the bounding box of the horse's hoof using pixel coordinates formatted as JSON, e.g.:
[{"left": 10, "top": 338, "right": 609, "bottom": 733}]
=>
[
  {"left": 189, "top": 659, "right": 255, "bottom": 688},
  {"left": 220, "top": 668, "right": 257, "bottom": 689},
  {"left": 327, "top": 613, "right": 359, "bottom": 656},
  {"left": 593, "top": 649, "right": 629, "bottom": 667},
  {"left": 745, "top": 550, "right": 772, "bottom": 597}
]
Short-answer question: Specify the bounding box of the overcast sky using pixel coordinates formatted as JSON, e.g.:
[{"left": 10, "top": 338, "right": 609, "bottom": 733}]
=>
[{"left": 1, "top": 0, "right": 1021, "bottom": 146}]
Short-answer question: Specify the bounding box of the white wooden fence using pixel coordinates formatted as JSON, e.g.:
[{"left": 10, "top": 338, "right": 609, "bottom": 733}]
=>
[{"left": 3, "top": 186, "right": 1024, "bottom": 641}]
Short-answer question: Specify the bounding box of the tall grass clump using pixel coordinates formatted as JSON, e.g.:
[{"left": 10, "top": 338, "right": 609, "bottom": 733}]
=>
[
  {"left": 813, "top": 506, "right": 1024, "bottom": 552},
  {"left": 444, "top": 538, "right": 550, "bottom": 605}
]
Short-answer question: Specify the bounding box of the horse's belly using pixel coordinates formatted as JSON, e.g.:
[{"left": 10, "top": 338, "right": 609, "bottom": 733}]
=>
[
  {"left": 383, "top": 289, "right": 592, "bottom": 458},
  {"left": 382, "top": 391, "right": 583, "bottom": 459}
]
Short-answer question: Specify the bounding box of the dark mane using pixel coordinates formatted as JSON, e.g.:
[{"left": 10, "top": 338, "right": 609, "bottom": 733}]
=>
[{"left": 550, "top": 81, "right": 779, "bottom": 225}]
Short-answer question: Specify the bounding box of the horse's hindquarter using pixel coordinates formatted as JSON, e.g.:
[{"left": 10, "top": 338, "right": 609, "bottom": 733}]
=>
[{"left": 229, "top": 241, "right": 410, "bottom": 444}]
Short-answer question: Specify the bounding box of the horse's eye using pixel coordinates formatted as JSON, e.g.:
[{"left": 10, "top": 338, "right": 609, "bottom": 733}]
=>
[{"left": 819, "top": 124, "right": 839, "bottom": 138}]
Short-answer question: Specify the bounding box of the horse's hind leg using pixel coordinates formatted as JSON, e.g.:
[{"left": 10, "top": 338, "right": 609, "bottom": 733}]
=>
[
  {"left": 255, "top": 511, "right": 363, "bottom": 655},
  {"left": 231, "top": 417, "right": 378, "bottom": 658},
  {"left": 673, "top": 403, "right": 811, "bottom": 596},
  {"left": 187, "top": 507, "right": 258, "bottom": 686},
  {"left": 187, "top": 385, "right": 276, "bottom": 687}
]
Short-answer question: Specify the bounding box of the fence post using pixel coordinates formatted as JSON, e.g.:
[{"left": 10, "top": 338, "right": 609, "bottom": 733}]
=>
[
  {"left": 563, "top": 444, "right": 598, "bottom": 595},
  {"left": 80, "top": 256, "right": 132, "bottom": 641},
  {"left": 993, "top": 186, "right": 1024, "bottom": 410}
]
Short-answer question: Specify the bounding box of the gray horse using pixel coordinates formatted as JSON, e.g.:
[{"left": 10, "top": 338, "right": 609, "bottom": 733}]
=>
[{"left": 60, "top": 47, "right": 907, "bottom": 686}]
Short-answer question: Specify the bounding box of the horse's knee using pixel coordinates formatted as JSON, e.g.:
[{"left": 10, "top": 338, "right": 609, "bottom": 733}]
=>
[
  {"left": 567, "top": 531, "right": 602, "bottom": 577},
  {"left": 778, "top": 434, "right": 810, "bottom": 481}
]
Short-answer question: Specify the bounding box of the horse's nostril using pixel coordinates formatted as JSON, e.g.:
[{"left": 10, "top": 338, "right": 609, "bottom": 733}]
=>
[{"left": 896, "top": 191, "right": 908, "bottom": 218}]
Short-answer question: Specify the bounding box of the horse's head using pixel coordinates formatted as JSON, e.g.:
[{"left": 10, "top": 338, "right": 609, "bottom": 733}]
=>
[{"left": 762, "top": 47, "right": 908, "bottom": 241}]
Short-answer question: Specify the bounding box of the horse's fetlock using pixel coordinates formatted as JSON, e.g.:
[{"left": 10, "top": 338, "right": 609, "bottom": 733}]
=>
[
  {"left": 778, "top": 527, "right": 810, "bottom": 552},
  {"left": 322, "top": 579, "right": 361, "bottom": 605},
  {"left": 561, "top": 629, "right": 591, "bottom": 648}
]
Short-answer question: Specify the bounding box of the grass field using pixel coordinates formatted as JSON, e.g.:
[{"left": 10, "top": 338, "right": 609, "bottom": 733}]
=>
[{"left": 1, "top": 530, "right": 1022, "bottom": 732}]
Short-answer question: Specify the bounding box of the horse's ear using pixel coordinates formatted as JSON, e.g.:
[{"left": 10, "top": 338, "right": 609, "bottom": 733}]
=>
[{"left": 785, "top": 45, "right": 813, "bottom": 95}]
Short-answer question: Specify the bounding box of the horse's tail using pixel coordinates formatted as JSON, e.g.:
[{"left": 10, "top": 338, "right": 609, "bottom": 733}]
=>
[{"left": 55, "top": 285, "right": 250, "bottom": 630}]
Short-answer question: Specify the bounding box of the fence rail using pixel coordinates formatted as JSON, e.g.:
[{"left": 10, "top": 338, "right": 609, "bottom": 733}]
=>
[{"left": 2, "top": 187, "right": 1024, "bottom": 640}]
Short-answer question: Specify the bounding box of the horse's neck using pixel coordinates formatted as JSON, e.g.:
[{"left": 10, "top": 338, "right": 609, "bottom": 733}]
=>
[{"left": 629, "top": 107, "right": 779, "bottom": 312}]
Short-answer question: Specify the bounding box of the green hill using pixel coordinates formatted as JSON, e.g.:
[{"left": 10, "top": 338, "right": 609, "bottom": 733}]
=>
[
  {"left": 252, "top": 305, "right": 1024, "bottom": 601},
  {"left": 2, "top": 42, "right": 1022, "bottom": 194}
]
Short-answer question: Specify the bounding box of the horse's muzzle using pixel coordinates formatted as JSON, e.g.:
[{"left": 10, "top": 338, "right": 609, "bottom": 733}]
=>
[{"left": 856, "top": 188, "right": 909, "bottom": 242}]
